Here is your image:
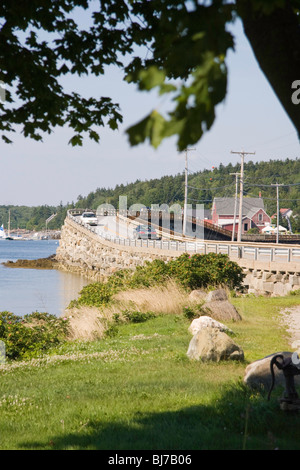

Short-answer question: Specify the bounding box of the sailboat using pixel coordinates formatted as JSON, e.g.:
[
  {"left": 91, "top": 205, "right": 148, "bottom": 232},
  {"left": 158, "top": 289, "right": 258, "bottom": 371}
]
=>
[
  {"left": 0, "top": 224, "right": 12, "bottom": 240},
  {"left": 0, "top": 224, "right": 6, "bottom": 239},
  {"left": 0, "top": 209, "right": 14, "bottom": 240}
]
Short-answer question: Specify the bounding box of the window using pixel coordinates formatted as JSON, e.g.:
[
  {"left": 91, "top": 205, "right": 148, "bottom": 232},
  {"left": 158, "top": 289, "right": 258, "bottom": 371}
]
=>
[
  {"left": 258, "top": 213, "right": 263, "bottom": 222},
  {"left": 244, "top": 223, "right": 248, "bottom": 232}
]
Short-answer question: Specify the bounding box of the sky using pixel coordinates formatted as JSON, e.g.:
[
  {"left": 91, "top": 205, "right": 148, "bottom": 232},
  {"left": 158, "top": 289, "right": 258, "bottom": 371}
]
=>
[{"left": 1, "top": 18, "right": 299, "bottom": 207}]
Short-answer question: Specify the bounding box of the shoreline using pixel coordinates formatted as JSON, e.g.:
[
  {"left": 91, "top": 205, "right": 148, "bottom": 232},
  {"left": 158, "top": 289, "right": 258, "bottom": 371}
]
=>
[
  {"left": 2, "top": 254, "right": 58, "bottom": 270},
  {"left": 3, "top": 255, "right": 300, "bottom": 352}
]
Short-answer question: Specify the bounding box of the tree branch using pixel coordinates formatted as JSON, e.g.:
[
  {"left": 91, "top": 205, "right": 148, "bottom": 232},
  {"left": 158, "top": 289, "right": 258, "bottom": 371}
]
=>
[{"left": 239, "top": 0, "right": 300, "bottom": 138}]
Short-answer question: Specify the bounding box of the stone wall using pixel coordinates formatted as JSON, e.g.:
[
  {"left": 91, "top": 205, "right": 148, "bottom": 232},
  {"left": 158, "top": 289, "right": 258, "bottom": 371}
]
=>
[
  {"left": 55, "top": 217, "right": 178, "bottom": 282},
  {"left": 243, "top": 269, "right": 300, "bottom": 296},
  {"left": 56, "top": 217, "right": 300, "bottom": 296}
]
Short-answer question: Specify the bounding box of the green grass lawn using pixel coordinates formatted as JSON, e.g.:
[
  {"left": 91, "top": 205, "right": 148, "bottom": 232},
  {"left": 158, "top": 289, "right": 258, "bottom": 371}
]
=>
[{"left": 1, "top": 294, "right": 300, "bottom": 450}]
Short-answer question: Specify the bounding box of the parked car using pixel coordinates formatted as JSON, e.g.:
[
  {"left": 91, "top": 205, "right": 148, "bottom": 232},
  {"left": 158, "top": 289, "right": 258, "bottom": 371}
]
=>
[
  {"left": 81, "top": 211, "right": 98, "bottom": 226},
  {"left": 133, "top": 224, "right": 159, "bottom": 240}
]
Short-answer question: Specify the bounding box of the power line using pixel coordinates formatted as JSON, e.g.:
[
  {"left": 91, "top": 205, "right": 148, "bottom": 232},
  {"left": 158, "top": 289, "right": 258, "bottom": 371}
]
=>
[
  {"left": 245, "top": 181, "right": 300, "bottom": 188},
  {"left": 187, "top": 183, "right": 235, "bottom": 191}
]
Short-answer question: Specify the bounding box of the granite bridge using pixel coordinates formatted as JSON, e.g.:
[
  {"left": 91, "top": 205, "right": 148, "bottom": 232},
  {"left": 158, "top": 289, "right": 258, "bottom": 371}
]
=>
[{"left": 55, "top": 209, "right": 300, "bottom": 296}]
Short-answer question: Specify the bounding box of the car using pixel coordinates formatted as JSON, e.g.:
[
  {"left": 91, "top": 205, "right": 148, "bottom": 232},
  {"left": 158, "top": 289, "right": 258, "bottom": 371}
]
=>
[
  {"left": 80, "top": 211, "right": 98, "bottom": 226},
  {"left": 133, "top": 224, "right": 159, "bottom": 240}
]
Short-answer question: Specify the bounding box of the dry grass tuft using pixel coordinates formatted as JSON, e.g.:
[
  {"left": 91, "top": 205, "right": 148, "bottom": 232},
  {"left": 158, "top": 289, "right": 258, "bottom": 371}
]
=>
[
  {"left": 113, "top": 279, "right": 190, "bottom": 315},
  {"left": 63, "top": 282, "right": 240, "bottom": 341},
  {"left": 64, "top": 306, "right": 113, "bottom": 341},
  {"left": 64, "top": 280, "right": 194, "bottom": 341}
]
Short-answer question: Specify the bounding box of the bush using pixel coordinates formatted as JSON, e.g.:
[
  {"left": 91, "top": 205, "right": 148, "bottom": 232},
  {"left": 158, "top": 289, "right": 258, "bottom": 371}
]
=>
[
  {"left": 122, "top": 309, "right": 156, "bottom": 323},
  {"left": 182, "top": 304, "right": 204, "bottom": 320},
  {"left": 69, "top": 254, "right": 244, "bottom": 309},
  {"left": 168, "top": 253, "right": 245, "bottom": 290},
  {"left": 69, "top": 282, "right": 115, "bottom": 308},
  {"left": 0, "top": 311, "right": 69, "bottom": 360}
]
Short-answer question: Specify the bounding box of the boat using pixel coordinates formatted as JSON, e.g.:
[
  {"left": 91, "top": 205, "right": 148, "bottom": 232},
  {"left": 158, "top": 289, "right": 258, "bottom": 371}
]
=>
[
  {"left": 0, "top": 224, "right": 13, "bottom": 240},
  {"left": 0, "top": 210, "right": 18, "bottom": 240}
]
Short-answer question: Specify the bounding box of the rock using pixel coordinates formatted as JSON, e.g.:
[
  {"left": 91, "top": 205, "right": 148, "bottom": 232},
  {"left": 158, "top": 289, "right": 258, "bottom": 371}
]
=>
[
  {"left": 244, "top": 352, "right": 300, "bottom": 390},
  {"left": 201, "top": 300, "right": 242, "bottom": 322},
  {"left": 206, "top": 288, "right": 228, "bottom": 302},
  {"left": 188, "top": 289, "right": 207, "bottom": 303},
  {"left": 3, "top": 255, "right": 57, "bottom": 269},
  {"left": 188, "top": 316, "right": 234, "bottom": 336},
  {"left": 187, "top": 326, "right": 244, "bottom": 362},
  {"left": 291, "top": 340, "right": 300, "bottom": 349}
]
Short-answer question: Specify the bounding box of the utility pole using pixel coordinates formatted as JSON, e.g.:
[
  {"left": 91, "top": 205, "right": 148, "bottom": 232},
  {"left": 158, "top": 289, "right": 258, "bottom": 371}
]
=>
[
  {"left": 231, "top": 150, "right": 255, "bottom": 242},
  {"left": 230, "top": 172, "right": 241, "bottom": 242},
  {"left": 271, "top": 183, "right": 284, "bottom": 243},
  {"left": 183, "top": 148, "right": 196, "bottom": 237}
]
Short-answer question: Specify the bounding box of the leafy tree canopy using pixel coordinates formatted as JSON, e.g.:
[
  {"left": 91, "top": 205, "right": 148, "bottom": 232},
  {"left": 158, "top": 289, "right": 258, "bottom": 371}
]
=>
[{"left": 0, "top": 0, "right": 299, "bottom": 149}]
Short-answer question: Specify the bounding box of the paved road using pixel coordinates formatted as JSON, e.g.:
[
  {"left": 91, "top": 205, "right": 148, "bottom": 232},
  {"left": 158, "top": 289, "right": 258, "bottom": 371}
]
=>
[{"left": 95, "top": 216, "right": 135, "bottom": 239}]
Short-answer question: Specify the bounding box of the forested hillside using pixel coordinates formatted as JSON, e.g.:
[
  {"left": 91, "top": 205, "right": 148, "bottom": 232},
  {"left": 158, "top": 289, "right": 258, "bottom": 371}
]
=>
[
  {"left": 1, "top": 158, "right": 299, "bottom": 231},
  {"left": 76, "top": 158, "right": 300, "bottom": 228}
]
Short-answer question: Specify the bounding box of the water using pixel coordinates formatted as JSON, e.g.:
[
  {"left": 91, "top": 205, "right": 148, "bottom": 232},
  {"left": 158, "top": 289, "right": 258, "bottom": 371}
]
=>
[{"left": 0, "top": 239, "right": 89, "bottom": 317}]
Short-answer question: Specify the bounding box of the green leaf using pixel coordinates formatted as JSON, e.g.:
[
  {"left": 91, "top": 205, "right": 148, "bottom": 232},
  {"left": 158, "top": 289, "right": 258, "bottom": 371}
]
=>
[
  {"left": 126, "top": 110, "right": 167, "bottom": 148},
  {"left": 68, "top": 134, "right": 83, "bottom": 146},
  {"left": 138, "top": 66, "right": 166, "bottom": 91}
]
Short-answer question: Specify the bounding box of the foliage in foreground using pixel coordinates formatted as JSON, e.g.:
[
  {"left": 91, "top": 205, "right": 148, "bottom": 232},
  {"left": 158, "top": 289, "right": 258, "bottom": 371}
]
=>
[
  {"left": 1, "top": 294, "right": 300, "bottom": 450},
  {"left": 0, "top": 311, "right": 69, "bottom": 360},
  {"left": 69, "top": 253, "right": 244, "bottom": 309},
  {"left": 0, "top": 253, "right": 244, "bottom": 360}
]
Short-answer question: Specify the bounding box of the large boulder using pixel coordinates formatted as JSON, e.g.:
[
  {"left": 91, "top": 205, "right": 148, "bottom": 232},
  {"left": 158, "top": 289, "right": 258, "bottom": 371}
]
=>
[
  {"left": 188, "top": 315, "right": 234, "bottom": 336},
  {"left": 187, "top": 326, "right": 244, "bottom": 362},
  {"left": 188, "top": 289, "right": 207, "bottom": 303},
  {"left": 244, "top": 352, "right": 300, "bottom": 390},
  {"left": 201, "top": 300, "right": 242, "bottom": 322},
  {"left": 188, "top": 288, "right": 242, "bottom": 322},
  {"left": 206, "top": 288, "right": 228, "bottom": 302}
]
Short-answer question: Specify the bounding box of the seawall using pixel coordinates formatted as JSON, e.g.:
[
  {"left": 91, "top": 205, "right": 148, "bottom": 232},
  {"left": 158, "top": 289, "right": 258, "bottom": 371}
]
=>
[
  {"left": 55, "top": 216, "right": 179, "bottom": 282},
  {"left": 56, "top": 216, "right": 300, "bottom": 296}
]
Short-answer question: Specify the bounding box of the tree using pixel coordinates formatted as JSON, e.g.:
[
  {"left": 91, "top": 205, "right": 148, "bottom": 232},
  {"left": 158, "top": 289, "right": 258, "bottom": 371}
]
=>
[{"left": 0, "top": 0, "right": 299, "bottom": 150}]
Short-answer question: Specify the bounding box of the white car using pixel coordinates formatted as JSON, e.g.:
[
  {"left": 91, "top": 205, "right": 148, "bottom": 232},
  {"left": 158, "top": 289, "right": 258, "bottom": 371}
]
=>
[{"left": 81, "top": 211, "right": 98, "bottom": 226}]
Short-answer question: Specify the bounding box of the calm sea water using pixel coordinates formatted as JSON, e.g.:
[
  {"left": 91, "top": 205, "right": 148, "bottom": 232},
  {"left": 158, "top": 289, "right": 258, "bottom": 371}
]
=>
[{"left": 0, "top": 239, "right": 89, "bottom": 317}]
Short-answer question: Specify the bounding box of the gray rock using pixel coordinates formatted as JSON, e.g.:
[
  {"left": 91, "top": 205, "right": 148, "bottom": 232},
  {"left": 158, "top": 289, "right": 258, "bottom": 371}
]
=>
[
  {"left": 244, "top": 352, "right": 300, "bottom": 390},
  {"left": 187, "top": 326, "right": 244, "bottom": 362},
  {"left": 206, "top": 288, "right": 228, "bottom": 302},
  {"left": 188, "top": 289, "right": 207, "bottom": 303},
  {"left": 201, "top": 300, "right": 242, "bottom": 322},
  {"left": 188, "top": 316, "right": 234, "bottom": 336}
]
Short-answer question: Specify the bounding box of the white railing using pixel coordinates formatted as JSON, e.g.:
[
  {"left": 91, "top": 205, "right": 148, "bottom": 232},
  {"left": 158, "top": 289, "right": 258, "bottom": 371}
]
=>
[{"left": 67, "top": 210, "right": 300, "bottom": 266}]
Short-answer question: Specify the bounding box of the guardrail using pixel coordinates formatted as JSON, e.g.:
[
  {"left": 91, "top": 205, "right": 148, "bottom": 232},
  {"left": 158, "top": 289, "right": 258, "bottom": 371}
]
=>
[{"left": 66, "top": 210, "right": 300, "bottom": 266}]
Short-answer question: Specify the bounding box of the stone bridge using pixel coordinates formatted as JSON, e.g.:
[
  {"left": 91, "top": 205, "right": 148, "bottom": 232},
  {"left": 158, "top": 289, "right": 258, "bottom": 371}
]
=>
[{"left": 55, "top": 211, "right": 300, "bottom": 296}]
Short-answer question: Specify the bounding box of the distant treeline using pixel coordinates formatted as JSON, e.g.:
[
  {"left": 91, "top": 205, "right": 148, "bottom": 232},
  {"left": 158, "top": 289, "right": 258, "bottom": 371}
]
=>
[
  {"left": 1, "top": 158, "right": 299, "bottom": 231},
  {"left": 0, "top": 204, "right": 69, "bottom": 231}
]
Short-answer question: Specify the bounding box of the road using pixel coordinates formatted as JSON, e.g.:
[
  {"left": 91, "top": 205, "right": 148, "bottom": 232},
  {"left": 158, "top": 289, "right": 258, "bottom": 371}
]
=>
[{"left": 95, "top": 216, "right": 135, "bottom": 239}]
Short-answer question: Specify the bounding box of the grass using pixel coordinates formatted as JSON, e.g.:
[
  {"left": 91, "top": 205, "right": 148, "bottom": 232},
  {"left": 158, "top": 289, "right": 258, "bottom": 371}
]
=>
[{"left": 1, "top": 292, "right": 300, "bottom": 450}]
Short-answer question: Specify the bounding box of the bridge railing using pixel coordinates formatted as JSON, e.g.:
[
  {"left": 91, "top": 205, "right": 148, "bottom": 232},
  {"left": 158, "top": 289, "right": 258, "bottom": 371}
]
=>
[{"left": 66, "top": 210, "right": 300, "bottom": 266}]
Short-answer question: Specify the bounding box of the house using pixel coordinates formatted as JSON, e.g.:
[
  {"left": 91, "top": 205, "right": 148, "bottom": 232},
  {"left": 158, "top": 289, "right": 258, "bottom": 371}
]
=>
[
  {"left": 187, "top": 208, "right": 211, "bottom": 220},
  {"left": 211, "top": 197, "right": 271, "bottom": 234},
  {"left": 271, "top": 208, "right": 293, "bottom": 220}
]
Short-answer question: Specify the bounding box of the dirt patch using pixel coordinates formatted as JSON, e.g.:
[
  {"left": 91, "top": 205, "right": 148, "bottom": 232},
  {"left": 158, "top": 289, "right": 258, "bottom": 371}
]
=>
[{"left": 280, "top": 305, "right": 300, "bottom": 348}]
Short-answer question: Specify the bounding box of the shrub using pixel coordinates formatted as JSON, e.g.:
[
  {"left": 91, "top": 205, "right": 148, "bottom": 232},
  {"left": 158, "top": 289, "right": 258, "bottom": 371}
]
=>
[
  {"left": 69, "top": 282, "right": 115, "bottom": 308},
  {"left": 182, "top": 304, "right": 204, "bottom": 320},
  {"left": 122, "top": 309, "right": 156, "bottom": 323},
  {"left": 0, "top": 311, "right": 69, "bottom": 360},
  {"left": 69, "top": 253, "right": 244, "bottom": 309},
  {"left": 168, "top": 253, "right": 244, "bottom": 290}
]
